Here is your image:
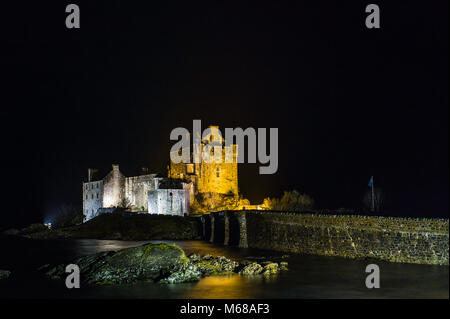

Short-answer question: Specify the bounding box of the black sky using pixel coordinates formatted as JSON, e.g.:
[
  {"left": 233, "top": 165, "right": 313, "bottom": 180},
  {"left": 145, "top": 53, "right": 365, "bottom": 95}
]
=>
[{"left": 2, "top": 1, "right": 448, "bottom": 228}]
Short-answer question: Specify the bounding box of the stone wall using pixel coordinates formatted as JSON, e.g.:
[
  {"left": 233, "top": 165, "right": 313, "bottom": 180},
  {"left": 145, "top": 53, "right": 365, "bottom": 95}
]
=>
[
  {"left": 168, "top": 126, "right": 238, "bottom": 197},
  {"left": 124, "top": 174, "right": 160, "bottom": 211},
  {"left": 244, "top": 211, "right": 449, "bottom": 265},
  {"left": 82, "top": 180, "right": 103, "bottom": 221},
  {"left": 83, "top": 164, "right": 193, "bottom": 221},
  {"left": 196, "top": 145, "right": 238, "bottom": 195},
  {"left": 148, "top": 189, "right": 188, "bottom": 216},
  {"left": 102, "top": 164, "right": 125, "bottom": 208}
]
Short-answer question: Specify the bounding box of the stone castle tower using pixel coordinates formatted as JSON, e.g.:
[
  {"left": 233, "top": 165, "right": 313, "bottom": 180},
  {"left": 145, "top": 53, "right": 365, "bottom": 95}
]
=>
[{"left": 168, "top": 125, "right": 238, "bottom": 199}]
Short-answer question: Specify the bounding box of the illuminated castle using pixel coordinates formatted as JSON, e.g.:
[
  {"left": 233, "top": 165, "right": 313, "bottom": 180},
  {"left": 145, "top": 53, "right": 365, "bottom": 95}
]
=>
[
  {"left": 83, "top": 126, "right": 242, "bottom": 221},
  {"left": 168, "top": 125, "right": 241, "bottom": 212},
  {"left": 82, "top": 165, "right": 190, "bottom": 221},
  {"left": 169, "top": 126, "right": 238, "bottom": 193}
]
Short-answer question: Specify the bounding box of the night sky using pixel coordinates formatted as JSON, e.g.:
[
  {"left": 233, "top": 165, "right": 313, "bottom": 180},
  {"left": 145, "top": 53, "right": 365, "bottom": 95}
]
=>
[{"left": 2, "top": 1, "right": 448, "bottom": 228}]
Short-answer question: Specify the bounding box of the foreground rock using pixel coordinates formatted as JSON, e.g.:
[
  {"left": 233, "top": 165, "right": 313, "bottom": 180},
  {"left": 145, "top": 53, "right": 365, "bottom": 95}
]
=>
[
  {"left": 0, "top": 270, "right": 11, "bottom": 280},
  {"left": 41, "top": 243, "right": 288, "bottom": 284},
  {"left": 239, "top": 262, "right": 263, "bottom": 275},
  {"left": 44, "top": 243, "right": 191, "bottom": 284}
]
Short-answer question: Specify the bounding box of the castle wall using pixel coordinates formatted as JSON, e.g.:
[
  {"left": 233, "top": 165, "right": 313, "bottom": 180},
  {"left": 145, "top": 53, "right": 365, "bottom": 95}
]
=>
[
  {"left": 125, "top": 174, "right": 160, "bottom": 211},
  {"left": 169, "top": 143, "right": 238, "bottom": 196},
  {"left": 83, "top": 180, "right": 103, "bottom": 221},
  {"left": 148, "top": 189, "right": 188, "bottom": 216},
  {"left": 168, "top": 160, "right": 192, "bottom": 181},
  {"left": 102, "top": 164, "right": 125, "bottom": 208},
  {"left": 197, "top": 160, "right": 238, "bottom": 195},
  {"left": 83, "top": 165, "right": 192, "bottom": 221},
  {"left": 182, "top": 182, "right": 193, "bottom": 211}
]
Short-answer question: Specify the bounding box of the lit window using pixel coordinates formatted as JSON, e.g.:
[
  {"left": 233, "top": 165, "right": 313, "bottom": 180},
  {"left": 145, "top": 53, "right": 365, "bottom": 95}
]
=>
[{"left": 187, "top": 164, "right": 194, "bottom": 174}]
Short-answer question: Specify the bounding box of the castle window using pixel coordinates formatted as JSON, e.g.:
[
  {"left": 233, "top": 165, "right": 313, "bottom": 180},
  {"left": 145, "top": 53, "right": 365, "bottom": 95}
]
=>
[
  {"left": 91, "top": 184, "right": 93, "bottom": 189},
  {"left": 86, "top": 194, "right": 88, "bottom": 200},
  {"left": 96, "top": 193, "right": 99, "bottom": 199},
  {"left": 216, "top": 167, "right": 220, "bottom": 178},
  {"left": 86, "top": 185, "right": 88, "bottom": 190},
  {"left": 97, "top": 183, "right": 99, "bottom": 188},
  {"left": 186, "top": 164, "right": 194, "bottom": 174},
  {"left": 91, "top": 194, "right": 94, "bottom": 199}
]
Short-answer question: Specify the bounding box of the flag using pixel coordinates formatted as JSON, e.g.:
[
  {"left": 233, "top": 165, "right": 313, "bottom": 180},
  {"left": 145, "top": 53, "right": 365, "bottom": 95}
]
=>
[{"left": 368, "top": 176, "right": 373, "bottom": 188}]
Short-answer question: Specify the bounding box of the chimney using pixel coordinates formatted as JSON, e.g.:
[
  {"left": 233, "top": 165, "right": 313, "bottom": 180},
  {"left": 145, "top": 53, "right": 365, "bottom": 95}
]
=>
[
  {"left": 112, "top": 164, "right": 119, "bottom": 171},
  {"left": 88, "top": 168, "right": 98, "bottom": 182}
]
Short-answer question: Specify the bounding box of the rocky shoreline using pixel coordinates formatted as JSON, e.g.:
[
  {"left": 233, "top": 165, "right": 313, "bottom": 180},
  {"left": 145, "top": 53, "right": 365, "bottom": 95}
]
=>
[{"left": 40, "top": 243, "right": 288, "bottom": 284}]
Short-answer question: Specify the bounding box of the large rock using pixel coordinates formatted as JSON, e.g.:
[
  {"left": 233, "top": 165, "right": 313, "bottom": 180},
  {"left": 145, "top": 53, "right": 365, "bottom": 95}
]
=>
[
  {"left": 42, "top": 244, "right": 288, "bottom": 285},
  {"left": 45, "top": 243, "right": 191, "bottom": 284}
]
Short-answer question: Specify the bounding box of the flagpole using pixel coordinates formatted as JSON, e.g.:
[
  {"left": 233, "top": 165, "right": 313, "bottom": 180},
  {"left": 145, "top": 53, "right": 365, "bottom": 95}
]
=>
[{"left": 371, "top": 176, "right": 375, "bottom": 212}]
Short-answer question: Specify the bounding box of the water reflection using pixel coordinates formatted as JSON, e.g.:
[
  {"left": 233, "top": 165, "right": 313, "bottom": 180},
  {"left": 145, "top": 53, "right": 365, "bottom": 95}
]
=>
[
  {"left": 0, "top": 238, "right": 448, "bottom": 299},
  {"left": 180, "top": 274, "right": 277, "bottom": 299}
]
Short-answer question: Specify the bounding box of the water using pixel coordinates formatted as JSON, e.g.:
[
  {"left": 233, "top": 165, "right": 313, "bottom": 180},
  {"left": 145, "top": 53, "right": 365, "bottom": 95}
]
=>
[{"left": 0, "top": 238, "right": 448, "bottom": 299}]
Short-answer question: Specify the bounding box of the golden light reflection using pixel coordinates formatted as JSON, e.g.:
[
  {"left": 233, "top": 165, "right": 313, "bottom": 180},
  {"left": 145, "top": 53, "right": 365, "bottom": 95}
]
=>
[{"left": 180, "top": 274, "right": 278, "bottom": 299}]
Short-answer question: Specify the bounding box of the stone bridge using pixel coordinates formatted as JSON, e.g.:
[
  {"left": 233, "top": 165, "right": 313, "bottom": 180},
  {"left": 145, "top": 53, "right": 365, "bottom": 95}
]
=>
[
  {"left": 201, "top": 211, "right": 248, "bottom": 248},
  {"left": 199, "top": 210, "right": 449, "bottom": 265}
]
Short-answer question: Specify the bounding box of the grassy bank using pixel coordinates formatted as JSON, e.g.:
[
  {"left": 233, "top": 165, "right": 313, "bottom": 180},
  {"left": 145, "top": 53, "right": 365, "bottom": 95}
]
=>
[{"left": 24, "top": 214, "right": 201, "bottom": 240}]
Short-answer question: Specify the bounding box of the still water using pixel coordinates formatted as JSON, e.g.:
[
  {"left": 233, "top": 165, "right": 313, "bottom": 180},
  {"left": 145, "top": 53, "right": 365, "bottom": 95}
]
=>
[{"left": 0, "top": 238, "right": 448, "bottom": 299}]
